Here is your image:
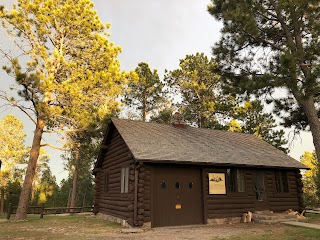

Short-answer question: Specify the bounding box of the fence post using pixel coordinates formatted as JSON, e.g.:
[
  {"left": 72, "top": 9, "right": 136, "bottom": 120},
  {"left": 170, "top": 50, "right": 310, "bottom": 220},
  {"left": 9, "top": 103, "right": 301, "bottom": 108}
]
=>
[
  {"left": 6, "top": 203, "right": 12, "bottom": 220},
  {"left": 40, "top": 203, "right": 45, "bottom": 219}
]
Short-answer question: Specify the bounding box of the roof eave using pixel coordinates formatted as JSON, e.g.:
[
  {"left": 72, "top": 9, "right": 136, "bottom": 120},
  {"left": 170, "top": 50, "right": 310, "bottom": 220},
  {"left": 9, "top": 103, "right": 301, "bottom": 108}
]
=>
[{"left": 135, "top": 158, "right": 309, "bottom": 170}]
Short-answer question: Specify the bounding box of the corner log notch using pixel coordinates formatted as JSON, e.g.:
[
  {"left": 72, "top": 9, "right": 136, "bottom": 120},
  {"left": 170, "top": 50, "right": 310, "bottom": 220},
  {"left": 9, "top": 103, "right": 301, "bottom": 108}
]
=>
[
  {"left": 127, "top": 162, "right": 144, "bottom": 227},
  {"left": 295, "top": 170, "right": 305, "bottom": 211}
]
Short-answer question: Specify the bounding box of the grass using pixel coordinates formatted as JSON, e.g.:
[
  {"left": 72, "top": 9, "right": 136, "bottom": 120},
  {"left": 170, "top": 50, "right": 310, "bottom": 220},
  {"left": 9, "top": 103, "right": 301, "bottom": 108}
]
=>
[
  {"left": 225, "top": 227, "right": 320, "bottom": 240},
  {"left": 0, "top": 213, "right": 121, "bottom": 240},
  {"left": 306, "top": 213, "right": 320, "bottom": 221},
  {"left": 214, "top": 214, "right": 320, "bottom": 240}
]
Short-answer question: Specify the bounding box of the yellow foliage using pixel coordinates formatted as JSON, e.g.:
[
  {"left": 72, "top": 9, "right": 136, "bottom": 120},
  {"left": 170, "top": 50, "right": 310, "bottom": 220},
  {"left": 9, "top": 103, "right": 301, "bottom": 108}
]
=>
[
  {"left": 300, "top": 151, "right": 318, "bottom": 178},
  {"left": 1, "top": 0, "right": 128, "bottom": 129},
  {"left": 228, "top": 120, "right": 242, "bottom": 132}
]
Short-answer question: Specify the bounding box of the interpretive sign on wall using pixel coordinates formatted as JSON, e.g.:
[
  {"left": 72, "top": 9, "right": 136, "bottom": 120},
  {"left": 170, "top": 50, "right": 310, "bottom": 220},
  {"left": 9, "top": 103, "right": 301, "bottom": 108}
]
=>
[{"left": 208, "top": 173, "right": 226, "bottom": 194}]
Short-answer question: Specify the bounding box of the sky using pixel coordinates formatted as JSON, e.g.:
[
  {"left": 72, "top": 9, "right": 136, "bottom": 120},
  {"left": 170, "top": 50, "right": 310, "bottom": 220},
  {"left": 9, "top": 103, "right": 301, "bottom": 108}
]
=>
[{"left": 0, "top": 0, "right": 315, "bottom": 184}]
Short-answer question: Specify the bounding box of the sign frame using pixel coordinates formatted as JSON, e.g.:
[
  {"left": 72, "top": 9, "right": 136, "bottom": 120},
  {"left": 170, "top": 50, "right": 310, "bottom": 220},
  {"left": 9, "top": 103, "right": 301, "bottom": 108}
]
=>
[{"left": 208, "top": 172, "right": 226, "bottom": 195}]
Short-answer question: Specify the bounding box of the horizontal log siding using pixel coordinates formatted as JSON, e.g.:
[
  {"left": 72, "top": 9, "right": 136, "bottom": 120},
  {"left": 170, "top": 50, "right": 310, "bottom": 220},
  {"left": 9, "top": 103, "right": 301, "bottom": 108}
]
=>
[
  {"left": 95, "top": 128, "right": 134, "bottom": 221},
  {"left": 267, "top": 170, "right": 301, "bottom": 212},
  {"left": 204, "top": 168, "right": 255, "bottom": 219}
]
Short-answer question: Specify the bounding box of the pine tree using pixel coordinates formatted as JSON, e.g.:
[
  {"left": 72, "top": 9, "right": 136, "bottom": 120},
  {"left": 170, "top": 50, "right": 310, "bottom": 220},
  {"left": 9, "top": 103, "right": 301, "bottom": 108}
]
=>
[
  {"left": 124, "top": 62, "right": 165, "bottom": 122},
  {"left": 165, "top": 52, "right": 235, "bottom": 128},
  {"left": 208, "top": 0, "right": 320, "bottom": 163},
  {"left": 0, "top": 0, "right": 127, "bottom": 220},
  {"left": 228, "top": 100, "right": 288, "bottom": 152},
  {"left": 0, "top": 115, "right": 28, "bottom": 213}
]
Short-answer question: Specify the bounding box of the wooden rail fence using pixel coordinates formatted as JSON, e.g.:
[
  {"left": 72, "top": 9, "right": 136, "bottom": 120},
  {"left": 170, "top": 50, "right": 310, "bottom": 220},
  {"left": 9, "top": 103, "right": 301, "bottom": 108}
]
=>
[{"left": 6, "top": 203, "right": 92, "bottom": 220}]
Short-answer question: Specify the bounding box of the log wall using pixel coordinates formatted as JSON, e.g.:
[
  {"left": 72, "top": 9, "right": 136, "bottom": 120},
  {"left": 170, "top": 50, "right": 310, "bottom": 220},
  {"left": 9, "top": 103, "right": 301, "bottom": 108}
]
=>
[
  {"left": 267, "top": 170, "right": 302, "bottom": 212},
  {"left": 204, "top": 168, "right": 255, "bottom": 219},
  {"left": 204, "top": 168, "right": 303, "bottom": 219},
  {"left": 94, "top": 127, "right": 135, "bottom": 222}
]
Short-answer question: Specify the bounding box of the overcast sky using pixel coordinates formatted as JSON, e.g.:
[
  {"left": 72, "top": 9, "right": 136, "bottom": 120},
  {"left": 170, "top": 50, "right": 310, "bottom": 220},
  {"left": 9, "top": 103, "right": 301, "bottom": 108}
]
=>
[{"left": 0, "top": 0, "right": 315, "bottom": 183}]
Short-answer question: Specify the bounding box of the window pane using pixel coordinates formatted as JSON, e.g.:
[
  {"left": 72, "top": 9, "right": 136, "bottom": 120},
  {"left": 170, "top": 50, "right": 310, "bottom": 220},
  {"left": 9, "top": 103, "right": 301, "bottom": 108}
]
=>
[
  {"left": 161, "top": 181, "right": 167, "bottom": 188},
  {"left": 227, "top": 169, "right": 235, "bottom": 192},
  {"left": 175, "top": 181, "right": 180, "bottom": 189},
  {"left": 124, "top": 167, "right": 129, "bottom": 193},
  {"left": 274, "top": 171, "right": 281, "bottom": 192},
  {"left": 189, "top": 182, "right": 193, "bottom": 189},
  {"left": 236, "top": 169, "right": 245, "bottom": 192},
  {"left": 121, "top": 168, "right": 125, "bottom": 193},
  {"left": 281, "top": 172, "right": 289, "bottom": 192},
  {"left": 121, "top": 167, "right": 129, "bottom": 193}
]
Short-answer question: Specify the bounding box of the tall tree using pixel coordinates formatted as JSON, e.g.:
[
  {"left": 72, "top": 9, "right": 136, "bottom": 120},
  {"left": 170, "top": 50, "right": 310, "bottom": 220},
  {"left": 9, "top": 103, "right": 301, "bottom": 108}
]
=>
[
  {"left": 0, "top": 115, "right": 28, "bottom": 213},
  {"left": 208, "top": 1, "right": 320, "bottom": 163},
  {"left": 124, "top": 62, "right": 165, "bottom": 122},
  {"left": 62, "top": 128, "right": 102, "bottom": 211},
  {"left": 31, "top": 163, "right": 58, "bottom": 206},
  {"left": 30, "top": 149, "right": 54, "bottom": 204},
  {"left": 228, "top": 100, "right": 288, "bottom": 152},
  {"left": 0, "top": 0, "right": 127, "bottom": 220},
  {"left": 165, "top": 53, "right": 235, "bottom": 128},
  {"left": 150, "top": 106, "right": 176, "bottom": 125}
]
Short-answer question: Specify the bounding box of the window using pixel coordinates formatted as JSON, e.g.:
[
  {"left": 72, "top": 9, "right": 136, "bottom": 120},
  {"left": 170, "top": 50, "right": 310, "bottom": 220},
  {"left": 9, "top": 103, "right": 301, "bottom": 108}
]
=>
[
  {"left": 121, "top": 166, "right": 129, "bottom": 193},
  {"left": 104, "top": 172, "right": 109, "bottom": 193},
  {"left": 227, "top": 169, "right": 236, "bottom": 192},
  {"left": 274, "top": 171, "right": 289, "bottom": 193},
  {"left": 236, "top": 169, "right": 245, "bottom": 192},
  {"left": 227, "top": 169, "right": 245, "bottom": 193},
  {"left": 161, "top": 180, "right": 167, "bottom": 189}
]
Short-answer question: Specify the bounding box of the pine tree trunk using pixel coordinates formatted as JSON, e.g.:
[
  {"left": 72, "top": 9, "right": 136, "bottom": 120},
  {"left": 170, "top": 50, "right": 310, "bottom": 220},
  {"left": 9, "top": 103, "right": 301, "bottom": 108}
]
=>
[
  {"left": 70, "top": 145, "right": 80, "bottom": 213},
  {"left": 301, "top": 97, "right": 320, "bottom": 165},
  {"left": 31, "top": 177, "right": 36, "bottom": 203},
  {"left": 67, "top": 188, "right": 72, "bottom": 208},
  {"left": 0, "top": 188, "right": 4, "bottom": 214},
  {"left": 15, "top": 117, "right": 45, "bottom": 220},
  {"left": 1, "top": 175, "right": 5, "bottom": 214}
]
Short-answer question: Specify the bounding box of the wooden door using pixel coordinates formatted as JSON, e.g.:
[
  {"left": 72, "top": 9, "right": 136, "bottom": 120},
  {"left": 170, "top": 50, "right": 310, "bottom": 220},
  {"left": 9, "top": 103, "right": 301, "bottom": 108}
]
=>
[
  {"left": 254, "top": 170, "right": 269, "bottom": 211},
  {"left": 153, "top": 166, "right": 203, "bottom": 227}
]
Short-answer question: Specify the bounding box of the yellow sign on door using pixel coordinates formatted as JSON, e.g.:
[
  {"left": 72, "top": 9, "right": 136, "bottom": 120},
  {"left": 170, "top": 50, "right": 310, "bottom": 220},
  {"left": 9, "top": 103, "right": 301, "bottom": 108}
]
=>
[{"left": 175, "top": 204, "right": 182, "bottom": 209}]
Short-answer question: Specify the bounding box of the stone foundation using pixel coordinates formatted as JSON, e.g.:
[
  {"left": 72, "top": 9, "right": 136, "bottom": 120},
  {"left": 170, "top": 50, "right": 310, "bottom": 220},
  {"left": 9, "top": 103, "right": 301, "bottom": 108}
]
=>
[
  {"left": 207, "top": 217, "right": 241, "bottom": 225},
  {"left": 142, "top": 222, "right": 151, "bottom": 228},
  {"left": 96, "top": 213, "right": 131, "bottom": 228}
]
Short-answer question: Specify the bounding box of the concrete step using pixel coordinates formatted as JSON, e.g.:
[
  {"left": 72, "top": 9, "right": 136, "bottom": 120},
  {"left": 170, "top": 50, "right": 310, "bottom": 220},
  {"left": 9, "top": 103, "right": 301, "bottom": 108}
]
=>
[
  {"left": 254, "top": 210, "right": 273, "bottom": 214},
  {"left": 253, "top": 214, "right": 297, "bottom": 221},
  {"left": 282, "top": 221, "right": 320, "bottom": 230},
  {"left": 253, "top": 218, "right": 299, "bottom": 224}
]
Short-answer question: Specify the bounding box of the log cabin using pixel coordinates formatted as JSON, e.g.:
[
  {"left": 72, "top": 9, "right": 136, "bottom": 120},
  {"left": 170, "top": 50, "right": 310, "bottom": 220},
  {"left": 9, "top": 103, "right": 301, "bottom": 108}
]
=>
[{"left": 93, "top": 117, "right": 307, "bottom": 228}]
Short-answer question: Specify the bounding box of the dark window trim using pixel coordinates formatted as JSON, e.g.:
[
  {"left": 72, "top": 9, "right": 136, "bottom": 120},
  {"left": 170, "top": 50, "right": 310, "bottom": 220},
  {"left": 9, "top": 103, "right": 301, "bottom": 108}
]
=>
[
  {"left": 273, "top": 170, "right": 289, "bottom": 194},
  {"left": 226, "top": 168, "right": 246, "bottom": 196}
]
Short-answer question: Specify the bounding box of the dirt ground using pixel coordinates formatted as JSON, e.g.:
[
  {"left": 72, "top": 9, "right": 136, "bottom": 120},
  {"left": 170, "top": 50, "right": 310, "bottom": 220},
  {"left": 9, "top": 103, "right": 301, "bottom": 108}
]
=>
[
  {"left": 1, "top": 214, "right": 320, "bottom": 240},
  {"left": 83, "top": 222, "right": 296, "bottom": 240}
]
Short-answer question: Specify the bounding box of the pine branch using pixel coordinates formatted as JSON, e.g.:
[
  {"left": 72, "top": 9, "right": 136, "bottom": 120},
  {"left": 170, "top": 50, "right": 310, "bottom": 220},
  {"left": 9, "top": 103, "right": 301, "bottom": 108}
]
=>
[{"left": 40, "top": 143, "right": 69, "bottom": 151}]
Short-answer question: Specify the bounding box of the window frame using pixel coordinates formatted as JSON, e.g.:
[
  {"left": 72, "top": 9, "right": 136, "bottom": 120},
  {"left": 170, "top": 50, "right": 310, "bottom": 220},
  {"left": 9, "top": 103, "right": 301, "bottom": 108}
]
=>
[
  {"left": 274, "top": 170, "right": 289, "bottom": 193},
  {"left": 120, "top": 166, "right": 129, "bottom": 194},
  {"left": 226, "top": 168, "right": 246, "bottom": 195}
]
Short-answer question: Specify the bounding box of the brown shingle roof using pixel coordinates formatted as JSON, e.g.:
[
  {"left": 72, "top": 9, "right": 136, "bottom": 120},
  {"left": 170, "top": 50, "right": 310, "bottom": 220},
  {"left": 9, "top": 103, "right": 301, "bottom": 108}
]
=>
[{"left": 110, "top": 118, "right": 307, "bottom": 169}]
